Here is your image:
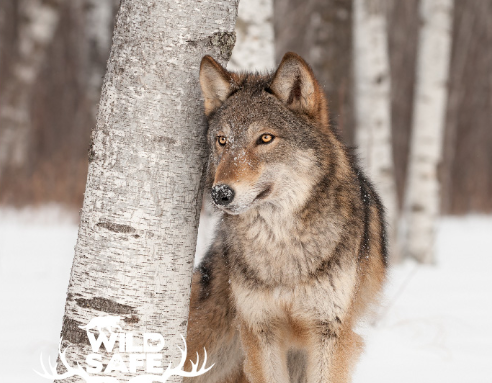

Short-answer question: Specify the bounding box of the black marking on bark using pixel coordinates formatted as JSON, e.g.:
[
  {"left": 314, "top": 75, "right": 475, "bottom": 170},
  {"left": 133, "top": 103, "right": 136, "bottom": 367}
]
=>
[
  {"left": 96, "top": 220, "right": 136, "bottom": 234},
  {"left": 76, "top": 297, "right": 135, "bottom": 315},
  {"left": 180, "top": 320, "right": 187, "bottom": 327},
  {"left": 60, "top": 316, "right": 90, "bottom": 346},
  {"left": 123, "top": 315, "right": 140, "bottom": 324},
  {"left": 209, "top": 31, "right": 236, "bottom": 60},
  {"left": 88, "top": 137, "right": 96, "bottom": 162},
  {"left": 154, "top": 135, "right": 177, "bottom": 145},
  {"left": 375, "top": 73, "right": 385, "bottom": 84},
  {"left": 411, "top": 203, "right": 425, "bottom": 212}
]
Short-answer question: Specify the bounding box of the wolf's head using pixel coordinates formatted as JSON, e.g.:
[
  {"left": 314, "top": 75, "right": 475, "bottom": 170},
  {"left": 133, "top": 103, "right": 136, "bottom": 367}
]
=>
[{"left": 199, "top": 52, "right": 333, "bottom": 215}]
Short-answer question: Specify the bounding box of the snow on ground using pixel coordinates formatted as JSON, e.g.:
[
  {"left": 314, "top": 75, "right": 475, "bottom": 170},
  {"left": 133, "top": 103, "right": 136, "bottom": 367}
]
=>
[
  {"left": 0, "top": 205, "right": 79, "bottom": 383},
  {"left": 353, "top": 216, "right": 492, "bottom": 383},
  {"left": 0, "top": 206, "right": 491, "bottom": 382}
]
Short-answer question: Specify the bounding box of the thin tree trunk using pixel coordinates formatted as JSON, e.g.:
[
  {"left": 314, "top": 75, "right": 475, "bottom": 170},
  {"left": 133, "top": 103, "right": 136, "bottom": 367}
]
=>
[
  {"left": 353, "top": 0, "right": 399, "bottom": 262},
  {"left": 53, "top": 0, "right": 238, "bottom": 381},
  {"left": 0, "top": 0, "right": 63, "bottom": 178},
  {"left": 228, "top": 0, "right": 275, "bottom": 71},
  {"left": 404, "top": 0, "right": 454, "bottom": 264},
  {"left": 387, "top": 0, "right": 420, "bottom": 212}
]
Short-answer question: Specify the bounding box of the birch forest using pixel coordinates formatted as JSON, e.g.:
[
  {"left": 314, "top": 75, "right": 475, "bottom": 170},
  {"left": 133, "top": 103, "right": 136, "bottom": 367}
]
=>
[
  {"left": 1, "top": 0, "right": 492, "bottom": 382},
  {"left": 2, "top": 0, "right": 490, "bottom": 264}
]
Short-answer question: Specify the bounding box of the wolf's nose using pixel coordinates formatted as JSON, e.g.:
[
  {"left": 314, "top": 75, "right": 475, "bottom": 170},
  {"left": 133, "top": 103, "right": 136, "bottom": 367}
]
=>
[{"left": 211, "top": 184, "right": 235, "bottom": 206}]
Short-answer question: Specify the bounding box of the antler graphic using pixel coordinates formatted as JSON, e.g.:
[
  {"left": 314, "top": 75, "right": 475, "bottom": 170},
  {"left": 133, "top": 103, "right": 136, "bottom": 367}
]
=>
[
  {"left": 35, "top": 338, "right": 118, "bottom": 383},
  {"left": 128, "top": 335, "right": 214, "bottom": 383},
  {"left": 36, "top": 335, "right": 212, "bottom": 383}
]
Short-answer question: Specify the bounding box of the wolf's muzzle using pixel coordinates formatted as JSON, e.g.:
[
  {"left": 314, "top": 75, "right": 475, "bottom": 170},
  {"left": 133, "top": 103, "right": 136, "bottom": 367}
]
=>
[{"left": 211, "top": 184, "right": 235, "bottom": 206}]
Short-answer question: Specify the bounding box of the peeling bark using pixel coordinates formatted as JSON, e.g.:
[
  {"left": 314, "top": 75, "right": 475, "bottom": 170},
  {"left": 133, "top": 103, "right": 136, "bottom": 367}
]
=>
[{"left": 56, "top": 0, "right": 238, "bottom": 381}]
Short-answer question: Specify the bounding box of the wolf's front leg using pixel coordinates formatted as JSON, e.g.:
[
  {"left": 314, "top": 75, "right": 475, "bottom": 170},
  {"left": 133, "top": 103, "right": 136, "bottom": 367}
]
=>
[
  {"left": 184, "top": 248, "right": 244, "bottom": 383},
  {"left": 306, "top": 323, "right": 363, "bottom": 383},
  {"left": 239, "top": 320, "right": 290, "bottom": 383}
]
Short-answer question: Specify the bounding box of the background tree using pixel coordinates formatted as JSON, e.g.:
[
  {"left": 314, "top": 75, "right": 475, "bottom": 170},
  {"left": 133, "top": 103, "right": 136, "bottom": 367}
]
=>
[
  {"left": 1, "top": 0, "right": 492, "bottom": 258},
  {"left": 228, "top": 0, "right": 275, "bottom": 72},
  {"left": 0, "top": 0, "right": 120, "bottom": 207},
  {"left": 403, "top": 0, "right": 454, "bottom": 263},
  {"left": 0, "top": 0, "right": 63, "bottom": 180},
  {"left": 387, "top": 0, "right": 420, "bottom": 213},
  {"left": 442, "top": 0, "right": 492, "bottom": 215},
  {"left": 353, "top": 0, "right": 399, "bottom": 261},
  {"left": 53, "top": 0, "right": 238, "bottom": 381}
]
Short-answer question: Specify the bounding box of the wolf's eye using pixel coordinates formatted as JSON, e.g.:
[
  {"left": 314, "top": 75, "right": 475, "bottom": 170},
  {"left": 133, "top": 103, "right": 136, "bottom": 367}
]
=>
[
  {"left": 258, "top": 134, "right": 274, "bottom": 145},
  {"left": 217, "top": 136, "right": 227, "bottom": 146}
]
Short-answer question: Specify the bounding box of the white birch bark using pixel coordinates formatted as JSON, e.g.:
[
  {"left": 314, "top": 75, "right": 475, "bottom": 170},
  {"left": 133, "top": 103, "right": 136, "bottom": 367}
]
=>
[
  {"left": 404, "top": 0, "right": 454, "bottom": 263},
  {"left": 228, "top": 0, "right": 275, "bottom": 71},
  {"left": 353, "top": 0, "right": 399, "bottom": 261},
  {"left": 53, "top": 0, "right": 238, "bottom": 381},
  {"left": 0, "top": 0, "right": 63, "bottom": 177}
]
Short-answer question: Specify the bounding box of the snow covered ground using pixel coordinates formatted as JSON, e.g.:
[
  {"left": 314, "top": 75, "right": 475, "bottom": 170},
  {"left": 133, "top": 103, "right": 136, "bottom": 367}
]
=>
[
  {"left": 0, "top": 206, "right": 491, "bottom": 382},
  {"left": 353, "top": 216, "right": 492, "bottom": 383}
]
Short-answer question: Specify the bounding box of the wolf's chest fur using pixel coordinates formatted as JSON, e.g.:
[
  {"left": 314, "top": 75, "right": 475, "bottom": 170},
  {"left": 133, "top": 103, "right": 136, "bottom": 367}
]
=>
[
  {"left": 222, "top": 203, "right": 361, "bottom": 331},
  {"left": 225, "top": 198, "right": 349, "bottom": 285},
  {"left": 230, "top": 262, "right": 359, "bottom": 336}
]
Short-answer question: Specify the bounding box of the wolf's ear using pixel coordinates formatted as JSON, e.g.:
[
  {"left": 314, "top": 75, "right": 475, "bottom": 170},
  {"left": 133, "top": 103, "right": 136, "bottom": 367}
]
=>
[
  {"left": 270, "top": 52, "right": 328, "bottom": 125},
  {"left": 199, "top": 55, "right": 236, "bottom": 116}
]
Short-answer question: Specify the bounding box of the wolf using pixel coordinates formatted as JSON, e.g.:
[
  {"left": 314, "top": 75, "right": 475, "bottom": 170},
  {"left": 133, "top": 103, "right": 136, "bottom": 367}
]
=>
[{"left": 184, "top": 52, "right": 387, "bottom": 383}]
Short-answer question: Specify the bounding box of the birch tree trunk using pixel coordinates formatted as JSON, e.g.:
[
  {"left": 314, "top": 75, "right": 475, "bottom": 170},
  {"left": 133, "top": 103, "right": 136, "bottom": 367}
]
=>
[
  {"left": 0, "top": 0, "right": 63, "bottom": 178},
  {"left": 54, "top": 0, "right": 238, "bottom": 381},
  {"left": 228, "top": 0, "right": 275, "bottom": 71},
  {"left": 353, "top": 0, "right": 399, "bottom": 262},
  {"left": 404, "top": 0, "right": 454, "bottom": 264}
]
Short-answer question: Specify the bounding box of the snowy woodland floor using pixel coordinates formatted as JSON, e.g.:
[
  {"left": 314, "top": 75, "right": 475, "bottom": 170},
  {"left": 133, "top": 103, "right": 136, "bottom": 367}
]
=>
[{"left": 0, "top": 205, "right": 491, "bottom": 382}]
